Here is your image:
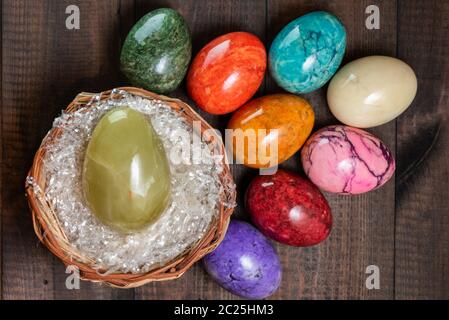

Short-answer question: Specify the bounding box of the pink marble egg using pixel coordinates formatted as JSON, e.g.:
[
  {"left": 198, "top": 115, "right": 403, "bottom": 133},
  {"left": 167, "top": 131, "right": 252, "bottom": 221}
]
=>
[{"left": 301, "top": 125, "right": 395, "bottom": 195}]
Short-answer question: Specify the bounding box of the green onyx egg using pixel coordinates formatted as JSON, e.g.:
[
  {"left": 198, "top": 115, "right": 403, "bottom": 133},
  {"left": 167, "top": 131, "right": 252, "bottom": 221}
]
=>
[
  {"left": 120, "top": 8, "right": 192, "bottom": 93},
  {"left": 82, "top": 107, "right": 171, "bottom": 233}
]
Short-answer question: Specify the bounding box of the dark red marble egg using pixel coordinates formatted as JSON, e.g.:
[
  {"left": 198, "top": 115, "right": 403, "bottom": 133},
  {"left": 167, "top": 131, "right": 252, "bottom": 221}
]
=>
[{"left": 246, "top": 169, "right": 332, "bottom": 247}]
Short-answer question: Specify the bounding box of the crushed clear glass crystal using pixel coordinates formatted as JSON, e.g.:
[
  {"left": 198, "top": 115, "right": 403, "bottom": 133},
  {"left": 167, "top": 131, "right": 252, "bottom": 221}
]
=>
[{"left": 30, "top": 90, "right": 234, "bottom": 274}]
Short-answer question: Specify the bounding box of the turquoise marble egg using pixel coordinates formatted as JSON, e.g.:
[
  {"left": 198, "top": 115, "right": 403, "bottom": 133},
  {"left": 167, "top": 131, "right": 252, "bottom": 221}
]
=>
[{"left": 269, "top": 11, "right": 346, "bottom": 94}]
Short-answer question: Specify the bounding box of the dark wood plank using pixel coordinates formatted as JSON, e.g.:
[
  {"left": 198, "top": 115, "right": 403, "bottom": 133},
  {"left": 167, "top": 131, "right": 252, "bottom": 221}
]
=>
[
  {"left": 2, "top": 0, "right": 56, "bottom": 299},
  {"left": 266, "top": 0, "right": 396, "bottom": 299},
  {"left": 2, "top": 0, "right": 447, "bottom": 300},
  {"left": 395, "top": 0, "right": 449, "bottom": 300},
  {"left": 2, "top": 0, "right": 134, "bottom": 299},
  {"left": 133, "top": 0, "right": 266, "bottom": 300},
  {"left": 49, "top": 0, "right": 135, "bottom": 300},
  {"left": 0, "top": 0, "right": 3, "bottom": 299}
]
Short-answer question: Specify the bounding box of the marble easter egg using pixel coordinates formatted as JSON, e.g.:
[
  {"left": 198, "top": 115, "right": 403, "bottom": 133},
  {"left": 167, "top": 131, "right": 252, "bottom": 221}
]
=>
[
  {"left": 120, "top": 8, "right": 191, "bottom": 93},
  {"left": 187, "top": 32, "right": 266, "bottom": 115},
  {"left": 228, "top": 94, "right": 314, "bottom": 168},
  {"left": 203, "top": 220, "right": 282, "bottom": 299},
  {"left": 246, "top": 170, "right": 332, "bottom": 247},
  {"left": 327, "top": 56, "right": 418, "bottom": 128},
  {"left": 269, "top": 11, "right": 346, "bottom": 94},
  {"left": 301, "top": 125, "right": 395, "bottom": 195},
  {"left": 82, "top": 107, "right": 171, "bottom": 233}
]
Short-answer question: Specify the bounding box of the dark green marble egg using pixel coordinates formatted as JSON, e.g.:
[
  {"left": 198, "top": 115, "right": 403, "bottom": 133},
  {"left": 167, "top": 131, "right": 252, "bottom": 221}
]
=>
[{"left": 120, "top": 8, "right": 192, "bottom": 93}]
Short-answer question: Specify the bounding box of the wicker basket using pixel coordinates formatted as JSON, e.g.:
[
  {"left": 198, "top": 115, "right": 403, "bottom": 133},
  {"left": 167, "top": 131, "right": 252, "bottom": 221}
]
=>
[{"left": 25, "top": 87, "right": 236, "bottom": 288}]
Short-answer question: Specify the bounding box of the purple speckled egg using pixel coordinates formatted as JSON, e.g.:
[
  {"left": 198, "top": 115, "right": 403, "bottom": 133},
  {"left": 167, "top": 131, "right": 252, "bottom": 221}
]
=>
[{"left": 203, "top": 220, "right": 282, "bottom": 299}]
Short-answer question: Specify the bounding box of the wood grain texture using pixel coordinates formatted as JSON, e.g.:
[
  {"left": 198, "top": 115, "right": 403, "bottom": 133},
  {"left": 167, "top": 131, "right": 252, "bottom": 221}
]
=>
[
  {"left": 133, "top": 0, "right": 266, "bottom": 300},
  {"left": 395, "top": 0, "right": 449, "bottom": 300},
  {"left": 266, "top": 0, "right": 396, "bottom": 300},
  {"left": 1, "top": 0, "right": 133, "bottom": 300},
  {"left": 0, "top": 0, "right": 3, "bottom": 299},
  {"left": 49, "top": 0, "right": 135, "bottom": 300},
  {"left": 1, "top": 0, "right": 448, "bottom": 300},
  {"left": 2, "top": 0, "right": 56, "bottom": 299}
]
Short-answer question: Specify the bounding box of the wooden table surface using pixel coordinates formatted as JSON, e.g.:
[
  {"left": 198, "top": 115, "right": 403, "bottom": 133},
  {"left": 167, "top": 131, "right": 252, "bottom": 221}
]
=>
[{"left": 1, "top": 0, "right": 448, "bottom": 300}]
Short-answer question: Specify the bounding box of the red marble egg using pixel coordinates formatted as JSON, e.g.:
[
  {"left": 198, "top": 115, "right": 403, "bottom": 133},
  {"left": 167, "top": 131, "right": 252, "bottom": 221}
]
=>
[
  {"left": 246, "top": 169, "right": 332, "bottom": 247},
  {"left": 187, "top": 32, "right": 266, "bottom": 115}
]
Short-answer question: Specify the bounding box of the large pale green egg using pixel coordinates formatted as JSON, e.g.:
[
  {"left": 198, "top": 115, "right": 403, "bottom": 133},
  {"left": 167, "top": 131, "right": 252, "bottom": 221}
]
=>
[{"left": 82, "top": 107, "right": 171, "bottom": 233}]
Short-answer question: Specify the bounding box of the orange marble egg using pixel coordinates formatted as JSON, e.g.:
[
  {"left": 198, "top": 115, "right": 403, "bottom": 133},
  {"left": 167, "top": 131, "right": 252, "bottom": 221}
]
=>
[
  {"left": 187, "top": 32, "right": 266, "bottom": 115},
  {"left": 228, "top": 94, "right": 314, "bottom": 168}
]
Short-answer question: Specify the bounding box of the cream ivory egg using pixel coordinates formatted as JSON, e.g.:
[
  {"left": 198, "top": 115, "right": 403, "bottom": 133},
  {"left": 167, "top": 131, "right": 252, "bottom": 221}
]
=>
[{"left": 327, "top": 56, "right": 417, "bottom": 128}]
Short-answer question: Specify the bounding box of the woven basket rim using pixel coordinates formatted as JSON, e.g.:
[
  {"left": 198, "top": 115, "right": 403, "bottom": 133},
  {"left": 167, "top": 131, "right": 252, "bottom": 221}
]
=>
[{"left": 25, "top": 87, "right": 236, "bottom": 288}]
